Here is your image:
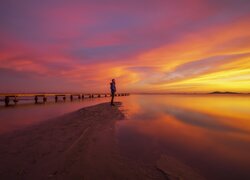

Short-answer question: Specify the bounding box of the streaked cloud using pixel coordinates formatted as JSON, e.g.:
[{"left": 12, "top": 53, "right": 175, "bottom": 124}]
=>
[{"left": 0, "top": 0, "right": 250, "bottom": 92}]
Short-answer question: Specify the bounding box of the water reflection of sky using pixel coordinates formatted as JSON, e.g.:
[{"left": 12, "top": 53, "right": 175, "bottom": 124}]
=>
[
  {"left": 0, "top": 94, "right": 250, "bottom": 179},
  {"left": 0, "top": 98, "right": 111, "bottom": 134},
  {"left": 116, "top": 95, "right": 250, "bottom": 180}
]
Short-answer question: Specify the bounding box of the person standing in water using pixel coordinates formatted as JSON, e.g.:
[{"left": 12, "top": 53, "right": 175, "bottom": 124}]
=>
[{"left": 110, "top": 79, "right": 116, "bottom": 106}]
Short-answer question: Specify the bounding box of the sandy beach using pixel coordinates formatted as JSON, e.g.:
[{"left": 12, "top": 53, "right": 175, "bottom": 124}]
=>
[{"left": 0, "top": 102, "right": 204, "bottom": 180}]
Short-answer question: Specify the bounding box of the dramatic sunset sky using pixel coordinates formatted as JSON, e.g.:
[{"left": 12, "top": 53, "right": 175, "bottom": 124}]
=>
[{"left": 1, "top": 0, "right": 250, "bottom": 93}]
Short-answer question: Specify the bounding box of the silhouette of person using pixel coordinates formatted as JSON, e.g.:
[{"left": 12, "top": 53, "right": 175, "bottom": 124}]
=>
[{"left": 110, "top": 79, "right": 116, "bottom": 106}]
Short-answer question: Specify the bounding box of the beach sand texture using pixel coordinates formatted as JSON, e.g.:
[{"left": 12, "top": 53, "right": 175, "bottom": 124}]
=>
[{"left": 0, "top": 102, "right": 204, "bottom": 180}]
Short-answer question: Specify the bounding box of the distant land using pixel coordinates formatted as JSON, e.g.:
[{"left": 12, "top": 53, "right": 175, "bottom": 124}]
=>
[
  {"left": 209, "top": 91, "right": 241, "bottom": 94},
  {"left": 133, "top": 91, "right": 250, "bottom": 95},
  {"left": 0, "top": 91, "right": 249, "bottom": 96}
]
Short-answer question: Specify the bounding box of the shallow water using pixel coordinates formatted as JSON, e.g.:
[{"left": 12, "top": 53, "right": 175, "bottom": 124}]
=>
[
  {"left": 0, "top": 94, "right": 249, "bottom": 179},
  {"left": 116, "top": 94, "right": 250, "bottom": 180},
  {"left": 0, "top": 97, "right": 111, "bottom": 134}
]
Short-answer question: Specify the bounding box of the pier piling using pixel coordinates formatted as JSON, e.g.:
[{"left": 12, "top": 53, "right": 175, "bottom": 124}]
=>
[
  {"left": 1, "top": 93, "right": 130, "bottom": 107},
  {"left": 35, "top": 96, "right": 38, "bottom": 104},
  {"left": 4, "top": 96, "right": 9, "bottom": 106}
]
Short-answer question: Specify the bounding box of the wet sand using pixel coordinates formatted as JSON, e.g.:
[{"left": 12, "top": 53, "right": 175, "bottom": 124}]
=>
[{"left": 0, "top": 102, "right": 204, "bottom": 180}]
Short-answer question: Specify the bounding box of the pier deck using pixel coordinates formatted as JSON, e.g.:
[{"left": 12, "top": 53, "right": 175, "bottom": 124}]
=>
[{"left": 0, "top": 93, "right": 130, "bottom": 106}]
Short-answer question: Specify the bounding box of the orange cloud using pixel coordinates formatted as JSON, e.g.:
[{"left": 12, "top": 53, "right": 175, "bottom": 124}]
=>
[
  {"left": 123, "top": 18, "right": 250, "bottom": 92},
  {"left": 1, "top": 0, "right": 250, "bottom": 93}
]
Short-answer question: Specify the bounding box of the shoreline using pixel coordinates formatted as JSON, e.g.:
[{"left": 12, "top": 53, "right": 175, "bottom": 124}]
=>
[
  {"left": 0, "top": 102, "right": 204, "bottom": 180},
  {"left": 0, "top": 102, "right": 162, "bottom": 179}
]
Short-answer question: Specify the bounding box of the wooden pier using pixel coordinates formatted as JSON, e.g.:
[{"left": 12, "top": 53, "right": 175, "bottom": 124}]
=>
[{"left": 0, "top": 93, "right": 130, "bottom": 106}]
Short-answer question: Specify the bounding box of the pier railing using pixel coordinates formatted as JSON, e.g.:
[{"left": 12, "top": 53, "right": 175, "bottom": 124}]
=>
[{"left": 0, "top": 93, "right": 130, "bottom": 106}]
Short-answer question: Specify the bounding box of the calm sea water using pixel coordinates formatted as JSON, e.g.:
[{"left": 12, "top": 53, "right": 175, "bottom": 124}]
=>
[
  {"left": 0, "top": 97, "right": 110, "bottom": 133},
  {"left": 117, "top": 95, "right": 250, "bottom": 180},
  {"left": 0, "top": 94, "right": 250, "bottom": 179}
]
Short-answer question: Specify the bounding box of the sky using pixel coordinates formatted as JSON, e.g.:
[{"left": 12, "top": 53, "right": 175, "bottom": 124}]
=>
[{"left": 0, "top": 0, "right": 250, "bottom": 93}]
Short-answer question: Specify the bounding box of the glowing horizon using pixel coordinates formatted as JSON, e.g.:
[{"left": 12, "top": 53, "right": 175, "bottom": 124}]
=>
[{"left": 1, "top": 0, "right": 250, "bottom": 93}]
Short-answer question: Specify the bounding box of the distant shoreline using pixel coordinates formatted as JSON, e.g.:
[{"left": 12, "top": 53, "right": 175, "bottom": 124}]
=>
[
  {"left": 0, "top": 92, "right": 250, "bottom": 98},
  {"left": 209, "top": 91, "right": 241, "bottom": 94},
  {"left": 132, "top": 92, "right": 250, "bottom": 95}
]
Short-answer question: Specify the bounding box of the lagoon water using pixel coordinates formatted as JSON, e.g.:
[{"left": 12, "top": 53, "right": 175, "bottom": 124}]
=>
[
  {"left": 0, "top": 94, "right": 250, "bottom": 179},
  {"left": 117, "top": 94, "right": 250, "bottom": 179},
  {"left": 0, "top": 97, "right": 109, "bottom": 133}
]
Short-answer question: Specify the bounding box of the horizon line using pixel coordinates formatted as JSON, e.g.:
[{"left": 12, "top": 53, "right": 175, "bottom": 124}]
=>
[{"left": 0, "top": 91, "right": 249, "bottom": 95}]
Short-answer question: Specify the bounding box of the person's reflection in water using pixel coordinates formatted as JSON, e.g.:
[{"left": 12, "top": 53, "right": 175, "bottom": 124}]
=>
[{"left": 110, "top": 79, "right": 116, "bottom": 106}]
